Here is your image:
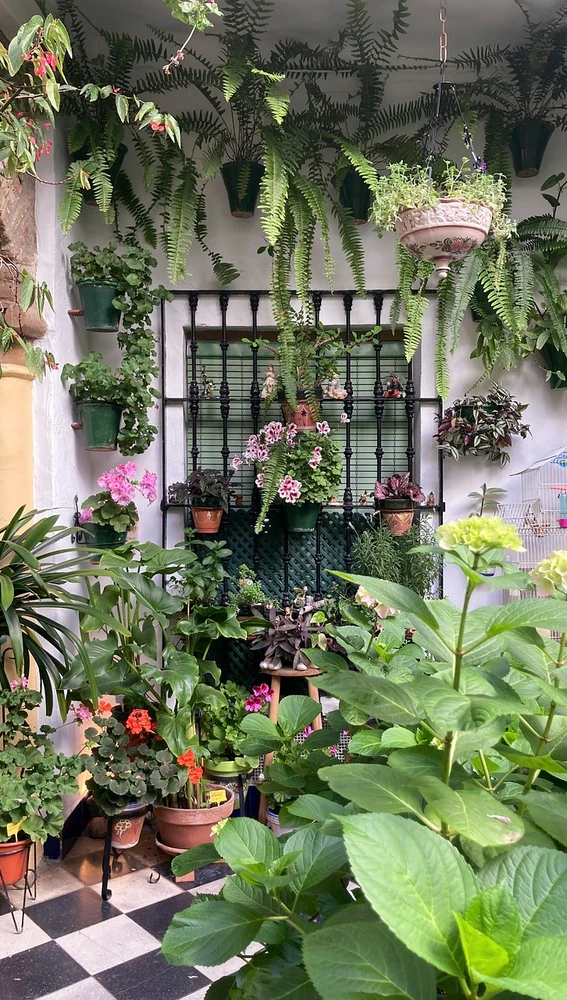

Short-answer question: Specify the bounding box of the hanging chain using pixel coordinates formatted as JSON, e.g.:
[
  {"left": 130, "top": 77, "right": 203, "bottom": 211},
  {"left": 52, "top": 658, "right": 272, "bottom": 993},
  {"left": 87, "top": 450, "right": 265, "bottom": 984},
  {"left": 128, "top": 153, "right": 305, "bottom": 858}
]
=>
[{"left": 439, "top": 2, "right": 448, "bottom": 74}]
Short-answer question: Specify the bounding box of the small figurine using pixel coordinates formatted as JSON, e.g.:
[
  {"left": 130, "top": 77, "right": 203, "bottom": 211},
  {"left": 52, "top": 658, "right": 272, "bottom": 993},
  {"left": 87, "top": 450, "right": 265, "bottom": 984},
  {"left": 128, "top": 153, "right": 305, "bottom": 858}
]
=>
[
  {"left": 329, "top": 496, "right": 340, "bottom": 506},
  {"left": 293, "top": 586, "right": 308, "bottom": 609},
  {"left": 200, "top": 366, "right": 216, "bottom": 398},
  {"left": 426, "top": 492, "right": 436, "bottom": 507},
  {"left": 359, "top": 491, "right": 369, "bottom": 506},
  {"left": 324, "top": 371, "right": 348, "bottom": 399},
  {"left": 261, "top": 363, "right": 277, "bottom": 398},
  {"left": 383, "top": 374, "right": 405, "bottom": 399}
]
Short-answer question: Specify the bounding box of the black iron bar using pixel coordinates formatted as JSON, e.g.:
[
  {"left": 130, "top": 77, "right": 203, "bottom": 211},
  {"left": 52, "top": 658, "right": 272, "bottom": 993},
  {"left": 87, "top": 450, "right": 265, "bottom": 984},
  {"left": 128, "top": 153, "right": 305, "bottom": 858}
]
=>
[
  {"left": 373, "top": 294, "right": 384, "bottom": 486},
  {"left": 188, "top": 293, "right": 200, "bottom": 476},
  {"left": 405, "top": 362, "right": 416, "bottom": 481},
  {"left": 342, "top": 293, "right": 354, "bottom": 571},
  {"left": 250, "top": 293, "right": 261, "bottom": 577},
  {"left": 313, "top": 291, "right": 323, "bottom": 600}
]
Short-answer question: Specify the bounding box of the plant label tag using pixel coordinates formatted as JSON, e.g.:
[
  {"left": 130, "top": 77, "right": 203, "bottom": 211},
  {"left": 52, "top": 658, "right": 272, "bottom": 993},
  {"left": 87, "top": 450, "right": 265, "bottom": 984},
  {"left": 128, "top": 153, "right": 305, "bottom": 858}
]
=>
[{"left": 208, "top": 789, "right": 227, "bottom": 804}]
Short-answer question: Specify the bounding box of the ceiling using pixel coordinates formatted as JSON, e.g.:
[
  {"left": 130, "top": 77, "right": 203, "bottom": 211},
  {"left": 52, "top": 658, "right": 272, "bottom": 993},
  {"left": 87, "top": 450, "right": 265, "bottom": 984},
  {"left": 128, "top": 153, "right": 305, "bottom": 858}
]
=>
[{"left": 54, "top": 0, "right": 561, "bottom": 55}]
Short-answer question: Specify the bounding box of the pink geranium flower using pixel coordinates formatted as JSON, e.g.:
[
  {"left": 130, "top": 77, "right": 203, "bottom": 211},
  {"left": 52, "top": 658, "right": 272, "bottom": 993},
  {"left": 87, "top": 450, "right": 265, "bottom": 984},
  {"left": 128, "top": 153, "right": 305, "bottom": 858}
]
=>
[
  {"left": 308, "top": 446, "right": 322, "bottom": 469},
  {"left": 231, "top": 456, "right": 243, "bottom": 471},
  {"left": 340, "top": 412, "right": 350, "bottom": 424},
  {"left": 117, "top": 462, "right": 137, "bottom": 478},
  {"left": 316, "top": 421, "right": 331, "bottom": 436},
  {"left": 245, "top": 695, "right": 263, "bottom": 712},
  {"left": 78, "top": 508, "right": 93, "bottom": 525},
  {"left": 255, "top": 473, "right": 265, "bottom": 488},
  {"left": 265, "top": 421, "right": 284, "bottom": 444},
  {"left": 286, "top": 423, "right": 297, "bottom": 443},
  {"left": 72, "top": 703, "right": 93, "bottom": 723},
  {"left": 139, "top": 470, "right": 158, "bottom": 503},
  {"left": 278, "top": 475, "right": 302, "bottom": 504},
  {"left": 257, "top": 445, "right": 269, "bottom": 462}
]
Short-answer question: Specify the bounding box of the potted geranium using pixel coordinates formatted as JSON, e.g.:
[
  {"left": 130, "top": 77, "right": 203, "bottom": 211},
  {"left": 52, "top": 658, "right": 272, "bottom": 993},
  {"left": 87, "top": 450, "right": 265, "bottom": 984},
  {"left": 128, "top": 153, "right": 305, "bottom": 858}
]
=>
[
  {"left": 435, "top": 384, "right": 530, "bottom": 467},
  {"left": 79, "top": 462, "right": 157, "bottom": 551},
  {"left": 84, "top": 709, "right": 188, "bottom": 851},
  {"left": 238, "top": 419, "right": 342, "bottom": 533},
  {"left": 168, "top": 469, "right": 233, "bottom": 534},
  {"left": 199, "top": 680, "right": 271, "bottom": 778},
  {"left": 0, "top": 684, "right": 83, "bottom": 886},
  {"left": 374, "top": 473, "right": 425, "bottom": 536}
]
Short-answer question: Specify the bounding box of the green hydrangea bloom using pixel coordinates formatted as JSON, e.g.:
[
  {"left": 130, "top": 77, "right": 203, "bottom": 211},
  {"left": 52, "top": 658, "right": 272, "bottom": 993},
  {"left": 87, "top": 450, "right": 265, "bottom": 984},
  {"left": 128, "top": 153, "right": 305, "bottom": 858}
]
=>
[
  {"left": 436, "top": 516, "right": 524, "bottom": 554},
  {"left": 531, "top": 551, "right": 567, "bottom": 595}
]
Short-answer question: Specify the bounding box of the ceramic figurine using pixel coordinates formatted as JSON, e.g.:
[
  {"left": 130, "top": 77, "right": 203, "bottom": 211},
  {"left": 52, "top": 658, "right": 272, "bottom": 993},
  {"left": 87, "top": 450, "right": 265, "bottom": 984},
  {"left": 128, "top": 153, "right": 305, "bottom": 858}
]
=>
[
  {"left": 384, "top": 374, "right": 405, "bottom": 399},
  {"left": 325, "top": 371, "right": 348, "bottom": 399},
  {"left": 261, "top": 364, "right": 277, "bottom": 398},
  {"left": 426, "top": 491, "right": 436, "bottom": 507},
  {"left": 200, "top": 366, "right": 209, "bottom": 398},
  {"left": 359, "top": 491, "right": 369, "bottom": 506},
  {"left": 329, "top": 496, "right": 340, "bottom": 505}
]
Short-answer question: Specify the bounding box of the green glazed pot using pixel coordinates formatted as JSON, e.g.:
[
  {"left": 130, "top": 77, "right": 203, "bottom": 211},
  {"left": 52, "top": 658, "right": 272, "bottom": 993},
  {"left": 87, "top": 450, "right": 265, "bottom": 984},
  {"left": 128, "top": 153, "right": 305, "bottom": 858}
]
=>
[
  {"left": 509, "top": 119, "right": 555, "bottom": 179},
  {"left": 285, "top": 501, "right": 321, "bottom": 533},
  {"left": 339, "top": 168, "right": 371, "bottom": 224},
  {"left": 78, "top": 401, "right": 122, "bottom": 451},
  {"left": 221, "top": 161, "right": 264, "bottom": 218},
  {"left": 77, "top": 281, "right": 121, "bottom": 332},
  {"left": 84, "top": 522, "right": 127, "bottom": 553}
]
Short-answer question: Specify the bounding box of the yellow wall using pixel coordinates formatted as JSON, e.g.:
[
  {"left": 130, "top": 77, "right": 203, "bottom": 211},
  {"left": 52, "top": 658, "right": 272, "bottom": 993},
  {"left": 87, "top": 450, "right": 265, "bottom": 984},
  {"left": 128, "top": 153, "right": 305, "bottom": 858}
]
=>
[{"left": 0, "top": 363, "right": 35, "bottom": 522}]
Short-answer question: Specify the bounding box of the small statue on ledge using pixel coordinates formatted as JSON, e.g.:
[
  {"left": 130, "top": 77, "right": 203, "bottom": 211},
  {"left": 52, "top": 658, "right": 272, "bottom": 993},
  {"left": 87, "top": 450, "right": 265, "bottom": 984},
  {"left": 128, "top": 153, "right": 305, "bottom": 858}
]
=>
[
  {"left": 324, "top": 370, "right": 348, "bottom": 399},
  {"left": 358, "top": 491, "right": 370, "bottom": 506},
  {"left": 426, "top": 491, "right": 436, "bottom": 508},
  {"left": 383, "top": 374, "right": 405, "bottom": 399},
  {"left": 200, "top": 366, "right": 216, "bottom": 399},
  {"left": 261, "top": 363, "right": 277, "bottom": 399}
]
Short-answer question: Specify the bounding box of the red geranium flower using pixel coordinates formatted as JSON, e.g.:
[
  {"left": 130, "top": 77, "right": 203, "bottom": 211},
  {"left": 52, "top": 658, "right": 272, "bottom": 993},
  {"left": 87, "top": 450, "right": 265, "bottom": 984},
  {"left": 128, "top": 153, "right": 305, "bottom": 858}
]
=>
[
  {"left": 177, "top": 749, "right": 196, "bottom": 768},
  {"left": 126, "top": 709, "right": 155, "bottom": 735},
  {"left": 188, "top": 765, "right": 203, "bottom": 784}
]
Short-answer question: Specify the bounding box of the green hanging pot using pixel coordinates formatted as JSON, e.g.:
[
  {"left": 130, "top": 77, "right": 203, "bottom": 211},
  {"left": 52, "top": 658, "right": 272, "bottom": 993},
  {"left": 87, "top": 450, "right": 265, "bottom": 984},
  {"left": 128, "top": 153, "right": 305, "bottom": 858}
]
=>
[
  {"left": 77, "top": 281, "right": 121, "bottom": 332},
  {"left": 339, "top": 168, "right": 371, "bottom": 224},
  {"left": 509, "top": 119, "right": 555, "bottom": 179},
  {"left": 84, "top": 522, "right": 128, "bottom": 552},
  {"left": 221, "top": 161, "right": 264, "bottom": 218},
  {"left": 539, "top": 342, "right": 567, "bottom": 389},
  {"left": 285, "top": 501, "right": 321, "bottom": 533},
  {"left": 78, "top": 401, "right": 122, "bottom": 451}
]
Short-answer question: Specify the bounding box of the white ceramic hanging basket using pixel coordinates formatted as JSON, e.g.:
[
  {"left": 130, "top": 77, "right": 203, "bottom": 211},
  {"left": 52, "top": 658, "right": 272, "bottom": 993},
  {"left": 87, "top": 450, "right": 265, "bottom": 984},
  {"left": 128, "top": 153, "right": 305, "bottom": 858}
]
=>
[{"left": 395, "top": 197, "right": 493, "bottom": 277}]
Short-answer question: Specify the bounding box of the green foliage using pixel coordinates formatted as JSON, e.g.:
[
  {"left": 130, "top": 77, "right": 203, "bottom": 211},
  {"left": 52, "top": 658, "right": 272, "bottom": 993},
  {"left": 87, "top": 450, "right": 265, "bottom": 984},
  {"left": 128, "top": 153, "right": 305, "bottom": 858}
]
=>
[
  {"left": 162, "top": 519, "right": 567, "bottom": 1000},
  {"left": 170, "top": 469, "right": 234, "bottom": 513},
  {"left": 230, "top": 564, "right": 270, "bottom": 611},
  {"left": 436, "top": 383, "right": 530, "bottom": 467},
  {"left": 352, "top": 520, "right": 441, "bottom": 598},
  {"left": 0, "top": 685, "right": 83, "bottom": 843},
  {"left": 199, "top": 680, "right": 261, "bottom": 770}
]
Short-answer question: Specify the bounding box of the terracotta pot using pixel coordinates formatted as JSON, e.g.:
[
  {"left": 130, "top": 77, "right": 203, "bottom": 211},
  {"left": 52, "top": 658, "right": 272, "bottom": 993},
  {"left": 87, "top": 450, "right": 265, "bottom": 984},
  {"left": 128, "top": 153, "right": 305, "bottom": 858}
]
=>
[
  {"left": 154, "top": 786, "right": 234, "bottom": 851},
  {"left": 280, "top": 398, "right": 317, "bottom": 432},
  {"left": 191, "top": 506, "right": 223, "bottom": 534},
  {"left": 380, "top": 500, "right": 415, "bottom": 536},
  {"left": 0, "top": 838, "right": 31, "bottom": 887},
  {"left": 395, "top": 198, "right": 493, "bottom": 277},
  {"left": 111, "top": 803, "right": 147, "bottom": 850}
]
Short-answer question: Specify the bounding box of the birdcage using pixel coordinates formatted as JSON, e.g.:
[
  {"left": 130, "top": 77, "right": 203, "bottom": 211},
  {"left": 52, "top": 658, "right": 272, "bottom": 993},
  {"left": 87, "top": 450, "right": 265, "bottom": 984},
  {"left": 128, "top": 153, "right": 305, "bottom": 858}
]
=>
[{"left": 499, "top": 447, "right": 567, "bottom": 591}]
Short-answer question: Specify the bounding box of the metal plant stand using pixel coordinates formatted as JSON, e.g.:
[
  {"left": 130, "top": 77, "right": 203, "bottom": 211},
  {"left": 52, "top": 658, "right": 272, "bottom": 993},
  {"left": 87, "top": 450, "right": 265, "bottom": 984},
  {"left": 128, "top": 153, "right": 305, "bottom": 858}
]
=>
[{"left": 0, "top": 841, "right": 37, "bottom": 933}]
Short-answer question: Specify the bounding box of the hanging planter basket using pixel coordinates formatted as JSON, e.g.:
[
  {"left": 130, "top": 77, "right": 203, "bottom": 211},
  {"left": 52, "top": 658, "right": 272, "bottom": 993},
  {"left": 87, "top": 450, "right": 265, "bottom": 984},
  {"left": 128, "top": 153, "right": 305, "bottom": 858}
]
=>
[
  {"left": 77, "top": 281, "right": 121, "bottom": 332},
  {"left": 396, "top": 198, "right": 493, "bottom": 277},
  {"left": 285, "top": 501, "right": 321, "bottom": 533},
  {"left": 339, "top": 168, "right": 371, "bottom": 225},
  {"left": 191, "top": 505, "right": 223, "bottom": 534},
  {"left": 379, "top": 499, "right": 415, "bottom": 537},
  {"left": 221, "top": 161, "right": 264, "bottom": 218},
  {"left": 509, "top": 119, "right": 555, "bottom": 179},
  {"left": 78, "top": 401, "right": 122, "bottom": 451}
]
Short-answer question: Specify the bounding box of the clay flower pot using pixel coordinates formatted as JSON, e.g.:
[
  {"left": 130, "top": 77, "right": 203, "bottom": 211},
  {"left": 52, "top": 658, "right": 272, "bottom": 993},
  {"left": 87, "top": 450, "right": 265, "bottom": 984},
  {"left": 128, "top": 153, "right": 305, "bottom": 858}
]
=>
[
  {"left": 0, "top": 838, "right": 31, "bottom": 887},
  {"left": 280, "top": 395, "right": 318, "bottom": 432},
  {"left": 395, "top": 198, "right": 493, "bottom": 277},
  {"left": 111, "top": 803, "right": 147, "bottom": 851},
  {"left": 380, "top": 499, "right": 415, "bottom": 536},
  {"left": 191, "top": 506, "right": 223, "bottom": 534},
  {"left": 154, "top": 786, "right": 234, "bottom": 854}
]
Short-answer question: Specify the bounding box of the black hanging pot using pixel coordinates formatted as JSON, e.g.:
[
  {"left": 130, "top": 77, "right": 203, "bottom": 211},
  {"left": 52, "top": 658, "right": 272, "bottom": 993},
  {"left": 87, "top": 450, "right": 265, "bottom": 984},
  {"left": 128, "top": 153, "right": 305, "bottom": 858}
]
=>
[
  {"left": 509, "top": 119, "right": 555, "bottom": 179},
  {"left": 221, "top": 161, "right": 264, "bottom": 218},
  {"left": 339, "top": 168, "right": 371, "bottom": 224},
  {"left": 539, "top": 342, "right": 567, "bottom": 389},
  {"left": 73, "top": 143, "right": 128, "bottom": 204}
]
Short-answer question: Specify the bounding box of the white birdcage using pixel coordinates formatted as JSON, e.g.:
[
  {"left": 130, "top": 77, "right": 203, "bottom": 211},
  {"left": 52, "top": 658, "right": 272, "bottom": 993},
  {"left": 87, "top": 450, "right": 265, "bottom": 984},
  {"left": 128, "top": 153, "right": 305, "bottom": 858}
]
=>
[{"left": 500, "top": 446, "right": 567, "bottom": 576}]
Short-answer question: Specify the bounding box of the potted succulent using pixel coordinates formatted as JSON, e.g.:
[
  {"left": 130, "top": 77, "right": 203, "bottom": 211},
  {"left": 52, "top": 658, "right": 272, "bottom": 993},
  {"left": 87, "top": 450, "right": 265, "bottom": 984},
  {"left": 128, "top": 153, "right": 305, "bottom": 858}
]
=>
[
  {"left": 199, "top": 680, "right": 270, "bottom": 778},
  {"left": 229, "top": 563, "right": 271, "bottom": 616},
  {"left": 374, "top": 473, "right": 425, "bottom": 536},
  {"left": 237, "top": 420, "right": 342, "bottom": 533},
  {"left": 85, "top": 709, "right": 188, "bottom": 851},
  {"left": 168, "top": 469, "right": 233, "bottom": 534},
  {"left": 435, "top": 384, "right": 530, "bottom": 467},
  {"left": 79, "top": 462, "right": 157, "bottom": 551},
  {"left": 250, "top": 598, "right": 328, "bottom": 672},
  {"left": 0, "top": 684, "right": 83, "bottom": 886},
  {"left": 69, "top": 241, "right": 124, "bottom": 332}
]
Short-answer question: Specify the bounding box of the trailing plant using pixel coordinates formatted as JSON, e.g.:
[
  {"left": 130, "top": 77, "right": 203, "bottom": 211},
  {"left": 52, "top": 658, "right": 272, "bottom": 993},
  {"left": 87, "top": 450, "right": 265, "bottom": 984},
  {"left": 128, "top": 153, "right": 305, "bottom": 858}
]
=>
[
  {"left": 372, "top": 159, "right": 511, "bottom": 398},
  {"left": 352, "top": 519, "right": 440, "bottom": 598},
  {"left": 80, "top": 463, "right": 158, "bottom": 534},
  {"left": 237, "top": 420, "right": 342, "bottom": 532},
  {"left": 62, "top": 242, "right": 170, "bottom": 455},
  {"left": 85, "top": 709, "right": 187, "bottom": 816},
  {"left": 0, "top": 684, "right": 83, "bottom": 844},
  {"left": 199, "top": 680, "right": 270, "bottom": 771},
  {"left": 436, "top": 383, "right": 530, "bottom": 467},
  {"left": 169, "top": 469, "right": 234, "bottom": 511},
  {"left": 163, "top": 520, "right": 567, "bottom": 1000}
]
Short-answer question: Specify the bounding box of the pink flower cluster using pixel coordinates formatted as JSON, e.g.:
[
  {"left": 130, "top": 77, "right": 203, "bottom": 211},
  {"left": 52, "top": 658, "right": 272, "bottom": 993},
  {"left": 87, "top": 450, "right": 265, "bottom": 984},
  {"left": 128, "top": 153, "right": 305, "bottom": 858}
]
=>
[
  {"left": 96, "top": 464, "right": 158, "bottom": 507},
  {"left": 278, "top": 475, "right": 302, "bottom": 504},
  {"left": 308, "top": 446, "right": 322, "bottom": 469},
  {"left": 245, "top": 683, "right": 274, "bottom": 712},
  {"left": 72, "top": 702, "right": 92, "bottom": 723},
  {"left": 10, "top": 677, "right": 29, "bottom": 690}
]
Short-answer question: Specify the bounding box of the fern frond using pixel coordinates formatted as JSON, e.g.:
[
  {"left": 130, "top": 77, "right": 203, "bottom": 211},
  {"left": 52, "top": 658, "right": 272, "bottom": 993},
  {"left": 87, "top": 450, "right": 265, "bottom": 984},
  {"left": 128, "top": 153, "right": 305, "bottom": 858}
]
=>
[
  {"left": 333, "top": 138, "right": 379, "bottom": 196},
  {"left": 167, "top": 162, "right": 198, "bottom": 284},
  {"left": 294, "top": 173, "right": 333, "bottom": 292},
  {"left": 113, "top": 173, "right": 158, "bottom": 248},
  {"left": 447, "top": 252, "right": 483, "bottom": 351},
  {"left": 194, "top": 194, "right": 240, "bottom": 285},
  {"left": 435, "top": 276, "right": 451, "bottom": 400},
  {"left": 509, "top": 246, "right": 534, "bottom": 330},
  {"left": 258, "top": 133, "right": 289, "bottom": 246},
  {"left": 332, "top": 202, "right": 366, "bottom": 295},
  {"left": 254, "top": 439, "right": 287, "bottom": 533}
]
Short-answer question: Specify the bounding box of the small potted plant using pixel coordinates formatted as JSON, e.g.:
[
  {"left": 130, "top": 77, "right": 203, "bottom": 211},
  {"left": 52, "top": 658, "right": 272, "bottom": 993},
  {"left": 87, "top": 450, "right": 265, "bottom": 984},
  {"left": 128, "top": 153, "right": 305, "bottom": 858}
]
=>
[
  {"left": 62, "top": 352, "right": 124, "bottom": 451},
  {"left": 79, "top": 462, "right": 158, "bottom": 551},
  {"left": 0, "top": 684, "right": 83, "bottom": 886},
  {"left": 199, "top": 680, "right": 271, "bottom": 778},
  {"left": 250, "top": 598, "right": 327, "bottom": 671},
  {"left": 230, "top": 564, "right": 271, "bottom": 615},
  {"left": 238, "top": 420, "right": 342, "bottom": 533},
  {"left": 69, "top": 241, "right": 124, "bottom": 332},
  {"left": 374, "top": 473, "right": 425, "bottom": 536},
  {"left": 168, "top": 469, "right": 233, "bottom": 534},
  {"left": 84, "top": 709, "right": 188, "bottom": 851},
  {"left": 435, "top": 384, "right": 530, "bottom": 467},
  {"left": 153, "top": 748, "right": 235, "bottom": 854}
]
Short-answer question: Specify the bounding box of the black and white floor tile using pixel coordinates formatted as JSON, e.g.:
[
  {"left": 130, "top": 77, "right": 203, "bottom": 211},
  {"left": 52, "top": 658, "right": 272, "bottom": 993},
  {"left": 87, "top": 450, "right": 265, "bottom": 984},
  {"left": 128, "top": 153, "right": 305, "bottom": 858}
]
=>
[{"left": 0, "top": 824, "right": 232, "bottom": 1000}]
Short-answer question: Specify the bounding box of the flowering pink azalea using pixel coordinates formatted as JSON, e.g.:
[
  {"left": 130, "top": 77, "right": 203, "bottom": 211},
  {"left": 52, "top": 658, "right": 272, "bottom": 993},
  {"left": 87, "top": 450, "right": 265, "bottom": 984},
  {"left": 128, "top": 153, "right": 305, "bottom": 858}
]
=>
[
  {"left": 72, "top": 703, "right": 93, "bottom": 723},
  {"left": 231, "top": 456, "right": 243, "bottom": 471},
  {"left": 255, "top": 473, "right": 265, "bottom": 488},
  {"left": 316, "top": 421, "right": 331, "bottom": 436},
  {"left": 340, "top": 412, "right": 350, "bottom": 424},
  {"left": 78, "top": 508, "right": 93, "bottom": 525},
  {"left": 278, "top": 475, "right": 302, "bottom": 504},
  {"left": 139, "top": 470, "right": 158, "bottom": 503}
]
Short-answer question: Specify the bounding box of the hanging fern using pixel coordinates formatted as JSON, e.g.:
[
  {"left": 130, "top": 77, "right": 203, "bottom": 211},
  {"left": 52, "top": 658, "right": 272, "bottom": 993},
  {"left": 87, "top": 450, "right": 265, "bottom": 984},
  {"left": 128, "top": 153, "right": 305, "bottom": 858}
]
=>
[
  {"left": 259, "top": 133, "right": 290, "bottom": 246},
  {"left": 194, "top": 194, "right": 241, "bottom": 285},
  {"left": 167, "top": 162, "right": 198, "bottom": 284}
]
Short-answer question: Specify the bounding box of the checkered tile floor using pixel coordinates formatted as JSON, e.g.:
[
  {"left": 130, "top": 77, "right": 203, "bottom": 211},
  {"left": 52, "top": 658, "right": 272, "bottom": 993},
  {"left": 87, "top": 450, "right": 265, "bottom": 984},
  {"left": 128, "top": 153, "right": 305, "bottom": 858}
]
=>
[{"left": 0, "top": 823, "right": 234, "bottom": 1000}]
